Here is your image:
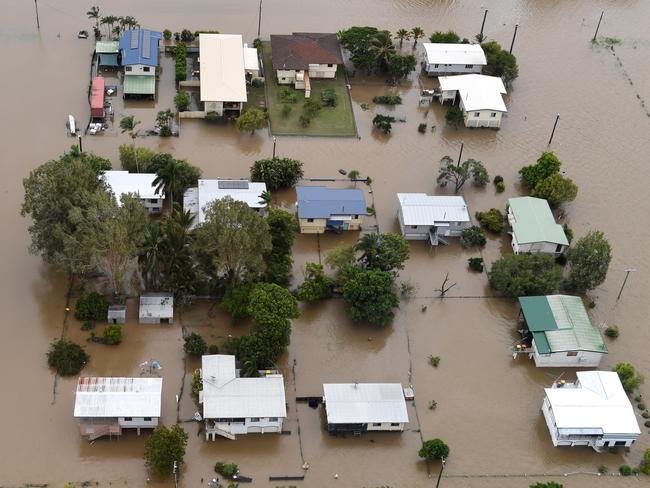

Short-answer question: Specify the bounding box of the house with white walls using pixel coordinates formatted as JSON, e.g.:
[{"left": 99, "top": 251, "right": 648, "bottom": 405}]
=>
[
  {"left": 439, "top": 74, "right": 507, "bottom": 128},
  {"left": 422, "top": 43, "right": 486, "bottom": 76}
]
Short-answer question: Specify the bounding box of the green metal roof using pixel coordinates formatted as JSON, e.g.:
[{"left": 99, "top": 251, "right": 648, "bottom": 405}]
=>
[
  {"left": 123, "top": 75, "right": 156, "bottom": 95},
  {"left": 519, "top": 295, "right": 607, "bottom": 354},
  {"left": 96, "top": 41, "right": 119, "bottom": 54},
  {"left": 508, "top": 197, "right": 569, "bottom": 246},
  {"left": 98, "top": 53, "right": 119, "bottom": 67}
]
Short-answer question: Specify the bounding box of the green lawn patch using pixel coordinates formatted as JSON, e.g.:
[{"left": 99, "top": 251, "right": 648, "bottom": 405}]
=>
[
  {"left": 243, "top": 83, "right": 266, "bottom": 112},
  {"left": 262, "top": 42, "right": 357, "bottom": 137}
]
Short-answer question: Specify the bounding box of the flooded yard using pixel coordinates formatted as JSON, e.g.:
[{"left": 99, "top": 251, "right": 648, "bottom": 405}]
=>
[{"left": 1, "top": 0, "right": 650, "bottom": 486}]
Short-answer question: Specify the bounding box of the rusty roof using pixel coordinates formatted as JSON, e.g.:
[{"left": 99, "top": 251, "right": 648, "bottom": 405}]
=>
[{"left": 270, "top": 33, "right": 342, "bottom": 70}]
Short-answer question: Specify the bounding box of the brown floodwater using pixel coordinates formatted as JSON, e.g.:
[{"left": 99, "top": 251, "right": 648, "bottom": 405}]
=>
[{"left": 2, "top": 0, "right": 650, "bottom": 486}]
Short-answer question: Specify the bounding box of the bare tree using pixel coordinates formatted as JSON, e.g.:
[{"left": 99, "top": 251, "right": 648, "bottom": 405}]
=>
[{"left": 434, "top": 272, "right": 456, "bottom": 298}]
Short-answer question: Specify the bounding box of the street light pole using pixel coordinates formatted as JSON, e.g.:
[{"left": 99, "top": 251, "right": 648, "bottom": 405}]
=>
[
  {"left": 510, "top": 24, "right": 519, "bottom": 54},
  {"left": 272, "top": 136, "right": 277, "bottom": 159},
  {"left": 480, "top": 9, "right": 488, "bottom": 38},
  {"left": 34, "top": 0, "right": 40, "bottom": 30},
  {"left": 435, "top": 457, "right": 446, "bottom": 488},
  {"left": 257, "top": 0, "right": 263, "bottom": 38},
  {"left": 617, "top": 268, "right": 637, "bottom": 301},
  {"left": 548, "top": 114, "right": 560, "bottom": 145}
]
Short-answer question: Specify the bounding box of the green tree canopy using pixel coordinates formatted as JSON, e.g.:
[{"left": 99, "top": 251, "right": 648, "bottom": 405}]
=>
[
  {"left": 488, "top": 253, "right": 563, "bottom": 298},
  {"left": 338, "top": 26, "right": 382, "bottom": 73},
  {"left": 152, "top": 154, "right": 202, "bottom": 204},
  {"left": 519, "top": 152, "right": 562, "bottom": 189},
  {"left": 342, "top": 267, "right": 400, "bottom": 327},
  {"left": 387, "top": 53, "right": 417, "bottom": 79},
  {"left": 144, "top": 425, "right": 189, "bottom": 476},
  {"left": 296, "top": 263, "right": 335, "bottom": 302},
  {"left": 21, "top": 147, "right": 110, "bottom": 276},
  {"left": 248, "top": 282, "right": 300, "bottom": 326},
  {"left": 250, "top": 157, "right": 304, "bottom": 191},
  {"left": 530, "top": 173, "right": 578, "bottom": 207},
  {"left": 236, "top": 108, "right": 267, "bottom": 134},
  {"left": 184, "top": 332, "right": 207, "bottom": 356},
  {"left": 566, "top": 230, "right": 612, "bottom": 291},
  {"left": 429, "top": 31, "right": 461, "bottom": 43},
  {"left": 220, "top": 283, "right": 254, "bottom": 323},
  {"left": 418, "top": 438, "right": 450, "bottom": 461},
  {"left": 356, "top": 232, "right": 410, "bottom": 273},
  {"left": 192, "top": 197, "right": 271, "bottom": 286},
  {"left": 482, "top": 40, "right": 519, "bottom": 85},
  {"left": 445, "top": 105, "right": 464, "bottom": 128},
  {"left": 264, "top": 208, "right": 299, "bottom": 286},
  {"left": 74, "top": 291, "right": 109, "bottom": 321},
  {"left": 325, "top": 243, "right": 357, "bottom": 278},
  {"left": 437, "top": 156, "right": 489, "bottom": 194},
  {"left": 47, "top": 339, "right": 90, "bottom": 376}
]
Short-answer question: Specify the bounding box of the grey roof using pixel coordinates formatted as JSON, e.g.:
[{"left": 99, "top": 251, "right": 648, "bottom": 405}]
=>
[
  {"left": 397, "top": 193, "right": 470, "bottom": 225},
  {"left": 296, "top": 186, "right": 367, "bottom": 219},
  {"left": 270, "top": 33, "right": 342, "bottom": 70},
  {"left": 201, "top": 355, "right": 287, "bottom": 419},
  {"left": 139, "top": 293, "right": 173, "bottom": 319},
  {"left": 74, "top": 377, "right": 162, "bottom": 418},
  {"left": 323, "top": 383, "right": 409, "bottom": 424}
]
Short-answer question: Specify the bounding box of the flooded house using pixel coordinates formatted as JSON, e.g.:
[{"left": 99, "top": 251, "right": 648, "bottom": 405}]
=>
[
  {"left": 396, "top": 193, "right": 471, "bottom": 245},
  {"left": 183, "top": 179, "right": 268, "bottom": 229},
  {"left": 200, "top": 355, "right": 286, "bottom": 440},
  {"left": 507, "top": 197, "right": 569, "bottom": 256},
  {"left": 102, "top": 170, "right": 164, "bottom": 214},
  {"left": 95, "top": 40, "right": 119, "bottom": 69},
  {"left": 296, "top": 186, "right": 367, "bottom": 234},
  {"left": 74, "top": 377, "right": 162, "bottom": 440},
  {"left": 198, "top": 34, "right": 247, "bottom": 118},
  {"left": 542, "top": 371, "right": 640, "bottom": 451},
  {"left": 438, "top": 74, "right": 507, "bottom": 128},
  {"left": 139, "top": 293, "right": 174, "bottom": 324},
  {"left": 270, "top": 33, "right": 342, "bottom": 97},
  {"left": 421, "top": 43, "right": 486, "bottom": 76},
  {"left": 107, "top": 304, "right": 126, "bottom": 324},
  {"left": 323, "top": 383, "right": 409, "bottom": 434},
  {"left": 119, "top": 28, "right": 162, "bottom": 99},
  {"left": 515, "top": 295, "right": 607, "bottom": 367}
]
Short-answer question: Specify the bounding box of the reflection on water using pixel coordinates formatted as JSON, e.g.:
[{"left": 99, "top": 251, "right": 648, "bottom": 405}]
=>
[{"left": 1, "top": 0, "right": 650, "bottom": 485}]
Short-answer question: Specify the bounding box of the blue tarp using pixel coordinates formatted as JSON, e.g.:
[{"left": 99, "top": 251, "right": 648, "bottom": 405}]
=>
[
  {"left": 296, "top": 186, "right": 368, "bottom": 219},
  {"left": 119, "top": 29, "right": 162, "bottom": 67}
]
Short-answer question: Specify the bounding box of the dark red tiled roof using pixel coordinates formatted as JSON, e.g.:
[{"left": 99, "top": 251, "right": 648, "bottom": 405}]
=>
[{"left": 270, "top": 33, "right": 342, "bottom": 70}]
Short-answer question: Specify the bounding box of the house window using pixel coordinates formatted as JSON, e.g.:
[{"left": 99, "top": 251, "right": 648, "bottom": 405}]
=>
[
  {"left": 151, "top": 207, "right": 160, "bottom": 212},
  {"left": 615, "top": 441, "right": 627, "bottom": 446},
  {"left": 465, "top": 64, "right": 473, "bottom": 68},
  {"left": 411, "top": 225, "right": 417, "bottom": 229},
  {"left": 124, "top": 417, "right": 132, "bottom": 421},
  {"left": 373, "top": 423, "right": 381, "bottom": 426},
  {"left": 149, "top": 199, "right": 158, "bottom": 204},
  {"left": 281, "top": 77, "right": 286, "bottom": 81},
  {"left": 143, "top": 66, "right": 150, "bottom": 72},
  {"left": 490, "top": 112, "right": 497, "bottom": 118},
  {"left": 250, "top": 417, "right": 260, "bottom": 422},
  {"left": 269, "top": 417, "right": 278, "bottom": 422},
  {"left": 327, "top": 63, "right": 333, "bottom": 67},
  {"left": 434, "top": 64, "right": 439, "bottom": 68},
  {"left": 474, "top": 112, "right": 480, "bottom": 117},
  {"left": 125, "top": 66, "right": 132, "bottom": 72},
  {"left": 307, "top": 218, "right": 314, "bottom": 222},
  {"left": 566, "top": 351, "right": 578, "bottom": 357},
  {"left": 144, "top": 417, "right": 152, "bottom": 421},
  {"left": 390, "top": 423, "right": 400, "bottom": 426},
  {"left": 354, "top": 215, "right": 359, "bottom": 219}
]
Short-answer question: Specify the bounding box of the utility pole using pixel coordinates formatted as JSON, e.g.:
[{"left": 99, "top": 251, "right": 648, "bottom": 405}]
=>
[
  {"left": 34, "top": 0, "right": 40, "bottom": 30},
  {"left": 593, "top": 10, "right": 604, "bottom": 41},
  {"left": 272, "top": 136, "right": 277, "bottom": 159},
  {"left": 548, "top": 114, "right": 560, "bottom": 145},
  {"left": 435, "top": 457, "right": 446, "bottom": 488},
  {"left": 257, "top": 0, "right": 263, "bottom": 38},
  {"left": 78, "top": 135, "right": 83, "bottom": 153},
  {"left": 173, "top": 461, "right": 179, "bottom": 488},
  {"left": 510, "top": 24, "right": 519, "bottom": 54},
  {"left": 617, "top": 268, "right": 636, "bottom": 301},
  {"left": 457, "top": 141, "right": 464, "bottom": 166},
  {"left": 479, "top": 9, "right": 488, "bottom": 38}
]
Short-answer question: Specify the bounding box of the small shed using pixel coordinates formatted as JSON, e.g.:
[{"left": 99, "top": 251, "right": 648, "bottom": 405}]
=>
[
  {"left": 323, "top": 383, "right": 409, "bottom": 434},
  {"left": 517, "top": 295, "right": 607, "bottom": 367},
  {"left": 107, "top": 305, "right": 126, "bottom": 324},
  {"left": 90, "top": 76, "right": 105, "bottom": 120},
  {"left": 139, "top": 293, "right": 174, "bottom": 324}
]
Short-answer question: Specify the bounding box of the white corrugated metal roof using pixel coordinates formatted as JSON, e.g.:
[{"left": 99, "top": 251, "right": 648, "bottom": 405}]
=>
[
  {"left": 244, "top": 47, "right": 260, "bottom": 71},
  {"left": 103, "top": 170, "right": 162, "bottom": 204},
  {"left": 397, "top": 193, "right": 470, "bottom": 226},
  {"left": 193, "top": 179, "right": 267, "bottom": 225},
  {"left": 199, "top": 34, "right": 247, "bottom": 103},
  {"left": 422, "top": 43, "right": 486, "bottom": 66},
  {"left": 323, "top": 383, "right": 409, "bottom": 424},
  {"left": 73, "top": 377, "right": 162, "bottom": 418},
  {"left": 439, "top": 74, "right": 507, "bottom": 112},
  {"left": 545, "top": 371, "right": 640, "bottom": 435},
  {"left": 139, "top": 293, "right": 173, "bottom": 318},
  {"left": 201, "top": 355, "right": 287, "bottom": 419}
]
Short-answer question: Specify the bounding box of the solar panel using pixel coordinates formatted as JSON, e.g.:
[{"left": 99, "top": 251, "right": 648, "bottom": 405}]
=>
[
  {"left": 218, "top": 180, "right": 249, "bottom": 190},
  {"left": 142, "top": 30, "right": 151, "bottom": 59},
  {"left": 130, "top": 30, "right": 139, "bottom": 50}
]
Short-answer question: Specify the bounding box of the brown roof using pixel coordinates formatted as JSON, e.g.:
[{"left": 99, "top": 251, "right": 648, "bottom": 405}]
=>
[{"left": 270, "top": 33, "right": 342, "bottom": 70}]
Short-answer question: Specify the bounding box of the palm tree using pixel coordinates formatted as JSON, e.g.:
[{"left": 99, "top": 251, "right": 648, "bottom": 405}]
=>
[
  {"left": 395, "top": 29, "right": 411, "bottom": 49},
  {"left": 355, "top": 233, "right": 380, "bottom": 269},
  {"left": 348, "top": 170, "right": 361, "bottom": 188},
  {"left": 169, "top": 203, "right": 195, "bottom": 236},
  {"left": 120, "top": 115, "right": 141, "bottom": 172},
  {"left": 153, "top": 158, "right": 184, "bottom": 205},
  {"left": 259, "top": 190, "right": 272, "bottom": 207},
  {"left": 86, "top": 6, "right": 100, "bottom": 28},
  {"left": 369, "top": 31, "right": 396, "bottom": 72},
  {"left": 101, "top": 15, "right": 118, "bottom": 39},
  {"left": 139, "top": 222, "right": 163, "bottom": 290},
  {"left": 123, "top": 16, "right": 138, "bottom": 30},
  {"left": 412, "top": 27, "right": 425, "bottom": 47},
  {"left": 112, "top": 25, "right": 122, "bottom": 39}
]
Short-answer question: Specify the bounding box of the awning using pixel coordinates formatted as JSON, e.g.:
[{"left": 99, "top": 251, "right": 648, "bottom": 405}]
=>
[
  {"left": 98, "top": 53, "right": 119, "bottom": 67},
  {"left": 123, "top": 75, "right": 156, "bottom": 96}
]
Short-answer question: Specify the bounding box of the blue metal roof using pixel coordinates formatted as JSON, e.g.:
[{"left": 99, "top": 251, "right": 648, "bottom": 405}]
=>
[
  {"left": 119, "top": 29, "right": 162, "bottom": 67},
  {"left": 296, "top": 186, "right": 368, "bottom": 219}
]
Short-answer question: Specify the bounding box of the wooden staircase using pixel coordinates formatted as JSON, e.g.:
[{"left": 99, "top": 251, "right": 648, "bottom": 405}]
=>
[{"left": 87, "top": 423, "right": 121, "bottom": 440}]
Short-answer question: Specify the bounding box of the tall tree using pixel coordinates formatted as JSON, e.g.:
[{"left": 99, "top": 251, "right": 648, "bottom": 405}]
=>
[
  {"left": 86, "top": 6, "right": 100, "bottom": 28},
  {"left": 158, "top": 207, "right": 197, "bottom": 300},
  {"left": 429, "top": 30, "right": 461, "bottom": 43},
  {"left": 356, "top": 232, "right": 410, "bottom": 273},
  {"left": 192, "top": 197, "right": 271, "bottom": 286},
  {"left": 236, "top": 108, "right": 267, "bottom": 134},
  {"left": 488, "top": 253, "right": 563, "bottom": 298},
  {"left": 482, "top": 40, "right": 519, "bottom": 85},
  {"left": 437, "top": 156, "right": 489, "bottom": 193},
  {"left": 342, "top": 267, "right": 400, "bottom": 327},
  {"left": 368, "top": 30, "right": 396, "bottom": 72},
  {"left": 120, "top": 115, "right": 141, "bottom": 172},
  {"left": 264, "top": 208, "right": 299, "bottom": 286},
  {"left": 567, "top": 230, "right": 612, "bottom": 291},
  {"left": 139, "top": 221, "right": 164, "bottom": 290},
  {"left": 395, "top": 29, "right": 411, "bottom": 48},
  {"left": 411, "top": 27, "right": 425, "bottom": 47},
  {"left": 530, "top": 173, "right": 578, "bottom": 207},
  {"left": 152, "top": 157, "right": 184, "bottom": 205},
  {"left": 144, "top": 425, "right": 189, "bottom": 476},
  {"left": 338, "top": 26, "right": 381, "bottom": 74},
  {"left": 250, "top": 157, "right": 304, "bottom": 191}
]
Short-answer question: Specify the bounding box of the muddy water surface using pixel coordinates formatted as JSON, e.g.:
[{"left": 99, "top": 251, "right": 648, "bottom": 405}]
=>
[{"left": 1, "top": 0, "right": 650, "bottom": 486}]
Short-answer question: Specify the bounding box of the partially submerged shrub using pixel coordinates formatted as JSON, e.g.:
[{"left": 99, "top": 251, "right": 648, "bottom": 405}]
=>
[
  {"left": 215, "top": 462, "right": 239, "bottom": 478},
  {"left": 619, "top": 464, "right": 632, "bottom": 476},
  {"left": 604, "top": 325, "right": 619, "bottom": 338},
  {"left": 613, "top": 362, "right": 644, "bottom": 393},
  {"left": 191, "top": 370, "right": 202, "bottom": 397},
  {"left": 418, "top": 123, "right": 427, "bottom": 133},
  {"left": 475, "top": 208, "right": 504, "bottom": 234},
  {"left": 183, "top": 333, "right": 207, "bottom": 357},
  {"left": 468, "top": 257, "right": 484, "bottom": 272},
  {"left": 47, "top": 339, "right": 89, "bottom": 376},
  {"left": 461, "top": 226, "right": 486, "bottom": 247},
  {"left": 102, "top": 324, "right": 123, "bottom": 345},
  {"left": 75, "top": 292, "right": 108, "bottom": 322},
  {"left": 373, "top": 95, "right": 402, "bottom": 105},
  {"left": 429, "top": 355, "right": 440, "bottom": 367}
]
